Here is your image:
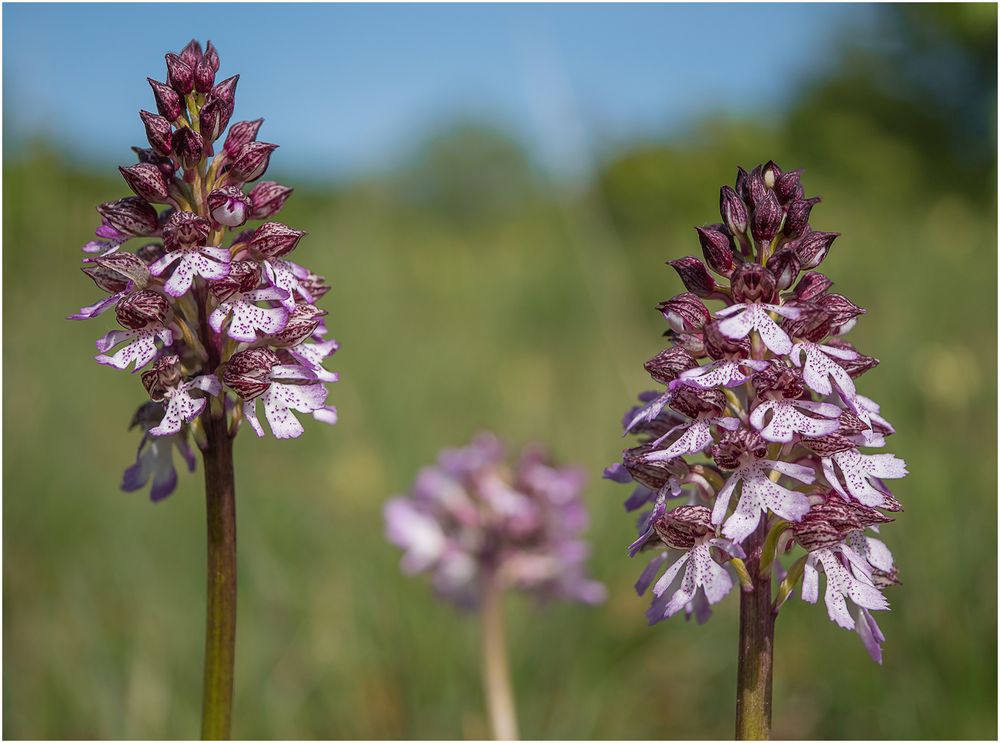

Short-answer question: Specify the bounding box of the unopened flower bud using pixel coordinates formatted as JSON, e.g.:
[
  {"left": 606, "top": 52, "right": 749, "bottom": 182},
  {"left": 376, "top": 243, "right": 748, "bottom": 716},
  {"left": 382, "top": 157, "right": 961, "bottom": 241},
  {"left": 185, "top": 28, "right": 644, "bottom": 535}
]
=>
[
  {"left": 224, "top": 119, "right": 264, "bottom": 157},
  {"left": 657, "top": 292, "right": 710, "bottom": 332},
  {"left": 622, "top": 445, "right": 680, "bottom": 490},
  {"left": 139, "top": 110, "right": 173, "bottom": 156},
  {"left": 792, "top": 271, "right": 832, "bottom": 301},
  {"left": 198, "top": 97, "right": 229, "bottom": 142},
  {"left": 210, "top": 75, "right": 239, "bottom": 110},
  {"left": 794, "top": 231, "right": 839, "bottom": 269},
  {"left": 784, "top": 197, "right": 820, "bottom": 239},
  {"left": 229, "top": 141, "right": 278, "bottom": 183},
  {"left": 223, "top": 347, "right": 279, "bottom": 401},
  {"left": 119, "top": 163, "right": 171, "bottom": 204},
  {"left": 131, "top": 146, "right": 176, "bottom": 179},
  {"left": 774, "top": 169, "right": 803, "bottom": 204},
  {"left": 115, "top": 289, "right": 171, "bottom": 329},
  {"left": 735, "top": 166, "right": 750, "bottom": 203},
  {"left": 746, "top": 166, "right": 768, "bottom": 208},
  {"left": 195, "top": 41, "right": 220, "bottom": 94},
  {"left": 171, "top": 127, "right": 203, "bottom": 169},
  {"left": 179, "top": 39, "right": 203, "bottom": 68},
  {"left": 249, "top": 221, "right": 305, "bottom": 259},
  {"left": 165, "top": 53, "right": 194, "bottom": 94},
  {"left": 720, "top": 186, "right": 748, "bottom": 234},
  {"left": 750, "top": 190, "right": 782, "bottom": 245},
  {"left": 670, "top": 386, "right": 726, "bottom": 419},
  {"left": 761, "top": 161, "right": 781, "bottom": 190},
  {"left": 765, "top": 246, "right": 801, "bottom": 290},
  {"left": 147, "top": 78, "right": 182, "bottom": 121},
  {"left": 94, "top": 251, "right": 151, "bottom": 289},
  {"left": 207, "top": 186, "right": 250, "bottom": 227},
  {"left": 695, "top": 226, "right": 735, "bottom": 276},
  {"left": 667, "top": 257, "right": 717, "bottom": 298},
  {"left": 653, "top": 505, "right": 713, "bottom": 549},
  {"left": 248, "top": 181, "right": 293, "bottom": 219},
  {"left": 96, "top": 197, "right": 159, "bottom": 237}
]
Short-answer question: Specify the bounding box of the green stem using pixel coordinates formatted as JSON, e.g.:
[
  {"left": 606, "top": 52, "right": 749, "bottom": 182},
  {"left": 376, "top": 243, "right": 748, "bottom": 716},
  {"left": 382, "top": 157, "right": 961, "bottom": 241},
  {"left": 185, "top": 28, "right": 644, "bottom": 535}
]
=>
[
  {"left": 481, "top": 572, "right": 518, "bottom": 740},
  {"left": 200, "top": 410, "right": 237, "bottom": 740},
  {"left": 735, "top": 519, "right": 774, "bottom": 740}
]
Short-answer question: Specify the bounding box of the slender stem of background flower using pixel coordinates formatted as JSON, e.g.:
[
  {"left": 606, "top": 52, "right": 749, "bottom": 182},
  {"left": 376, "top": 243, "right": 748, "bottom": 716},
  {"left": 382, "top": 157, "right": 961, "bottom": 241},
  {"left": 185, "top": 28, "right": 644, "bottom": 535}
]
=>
[
  {"left": 200, "top": 385, "right": 237, "bottom": 739},
  {"left": 735, "top": 518, "right": 774, "bottom": 740},
  {"left": 481, "top": 571, "right": 518, "bottom": 741}
]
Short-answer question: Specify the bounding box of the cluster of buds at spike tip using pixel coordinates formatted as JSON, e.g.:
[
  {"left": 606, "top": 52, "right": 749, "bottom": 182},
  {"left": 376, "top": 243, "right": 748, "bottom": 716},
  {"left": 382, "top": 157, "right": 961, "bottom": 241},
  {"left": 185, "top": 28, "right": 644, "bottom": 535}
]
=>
[
  {"left": 606, "top": 162, "right": 906, "bottom": 661},
  {"left": 384, "top": 433, "right": 607, "bottom": 609},
  {"left": 70, "top": 40, "right": 334, "bottom": 501}
]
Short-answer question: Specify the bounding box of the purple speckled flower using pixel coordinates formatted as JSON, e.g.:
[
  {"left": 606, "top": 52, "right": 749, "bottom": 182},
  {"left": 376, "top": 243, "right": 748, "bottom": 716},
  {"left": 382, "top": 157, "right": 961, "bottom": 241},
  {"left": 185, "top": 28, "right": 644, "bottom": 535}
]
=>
[
  {"left": 608, "top": 162, "right": 906, "bottom": 663},
  {"left": 70, "top": 39, "right": 338, "bottom": 501},
  {"left": 385, "top": 432, "right": 607, "bottom": 609}
]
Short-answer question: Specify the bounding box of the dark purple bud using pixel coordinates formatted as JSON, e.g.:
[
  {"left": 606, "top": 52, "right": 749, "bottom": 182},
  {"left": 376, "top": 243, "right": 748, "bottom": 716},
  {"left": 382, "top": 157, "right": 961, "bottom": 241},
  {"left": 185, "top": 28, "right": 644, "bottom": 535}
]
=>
[
  {"left": 179, "top": 39, "right": 203, "bottom": 68},
  {"left": 119, "top": 163, "right": 171, "bottom": 204},
  {"left": 162, "top": 211, "right": 210, "bottom": 251},
  {"left": 703, "top": 320, "right": 750, "bottom": 359},
  {"left": 229, "top": 142, "right": 278, "bottom": 183},
  {"left": 667, "top": 257, "right": 717, "bottom": 298},
  {"left": 730, "top": 263, "right": 777, "bottom": 304},
  {"left": 94, "top": 251, "right": 151, "bottom": 288},
  {"left": 224, "top": 347, "right": 279, "bottom": 401},
  {"left": 794, "top": 231, "right": 839, "bottom": 270},
  {"left": 817, "top": 293, "right": 865, "bottom": 327},
  {"left": 195, "top": 58, "right": 216, "bottom": 94},
  {"left": 792, "top": 272, "right": 832, "bottom": 301},
  {"left": 711, "top": 428, "right": 767, "bottom": 470},
  {"left": 644, "top": 346, "right": 697, "bottom": 385},
  {"left": 249, "top": 221, "right": 305, "bottom": 259},
  {"left": 165, "top": 53, "right": 194, "bottom": 94},
  {"left": 139, "top": 110, "right": 173, "bottom": 156},
  {"left": 210, "top": 260, "right": 261, "bottom": 302},
  {"left": 171, "top": 127, "right": 203, "bottom": 169},
  {"left": 224, "top": 119, "right": 264, "bottom": 157},
  {"left": 248, "top": 181, "right": 293, "bottom": 219},
  {"left": 198, "top": 97, "right": 230, "bottom": 142},
  {"left": 147, "top": 78, "right": 182, "bottom": 121},
  {"left": 800, "top": 434, "right": 855, "bottom": 458},
  {"left": 653, "top": 505, "right": 713, "bottom": 549},
  {"left": 141, "top": 354, "right": 183, "bottom": 401},
  {"left": 670, "top": 386, "right": 726, "bottom": 419},
  {"left": 131, "top": 146, "right": 176, "bottom": 179},
  {"left": 765, "top": 246, "right": 801, "bottom": 290},
  {"left": 750, "top": 190, "right": 782, "bottom": 245},
  {"left": 695, "top": 226, "right": 735, "bottom": 277},
  {"left": 207, "top": 186, "right": 251, "bottom": 228},
  {"left": 774, "top": 169, "right": 803, "bottom": 204},
  {"left": 720, "top": 186, "right": 748, "bottom": 234},
  {"left": 203, "top": 41, "right": 220, "bottom": 72},
  {"left": 115, "top": 289, "right": 171, "bottom": 329},
  {"left": 210, "top": 75, "right": 239, "bottom": 110},
  {"left": 96, "top": 197, "right": 159, "bottom": 237},
  {"left": 735, "top": 167, "right": 750, "bottom": 203},
  {"left": 761, "top": 161, "right": 782, "bottom": 190},
  {"left": 270, "top": 304, "right": 327, "bottom": 346},
  {"left": 746, "top": 166, "right": 768, "bottom": 208},
  {"left": 657, "top": 292, "right": 710, "bottom": 332},
  {"left": 784, "top": 197, "right": 820, "bottom": 239},
  {"left": 82, "top": 264, "right": 129, "bottom": 294}
]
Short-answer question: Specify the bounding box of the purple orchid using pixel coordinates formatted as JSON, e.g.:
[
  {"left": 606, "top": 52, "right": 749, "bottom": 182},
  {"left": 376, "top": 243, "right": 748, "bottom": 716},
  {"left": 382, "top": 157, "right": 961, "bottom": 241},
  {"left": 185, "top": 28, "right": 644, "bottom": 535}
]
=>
[{"left": 607, "top": 162, "right": 906, "bottom": 736}]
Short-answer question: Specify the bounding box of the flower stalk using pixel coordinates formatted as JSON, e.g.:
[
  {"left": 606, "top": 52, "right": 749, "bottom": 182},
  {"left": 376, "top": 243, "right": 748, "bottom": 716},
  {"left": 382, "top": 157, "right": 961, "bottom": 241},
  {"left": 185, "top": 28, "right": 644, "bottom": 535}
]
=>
[
  {"left": 200, "top": 410, "right": 237, "bottom": 740},
  {"left": 481, "top": 570, "right": 518, "bottom": 741},
  {"left": 735, "top": 521, "right": 774, "bottom": 741}
]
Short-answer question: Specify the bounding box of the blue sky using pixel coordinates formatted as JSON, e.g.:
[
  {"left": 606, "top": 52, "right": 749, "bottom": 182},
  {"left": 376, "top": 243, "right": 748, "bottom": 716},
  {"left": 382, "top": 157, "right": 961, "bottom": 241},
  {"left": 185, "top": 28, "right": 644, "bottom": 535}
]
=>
[{"left": 3, "top": 3, "right": 873, "bottom": 180}]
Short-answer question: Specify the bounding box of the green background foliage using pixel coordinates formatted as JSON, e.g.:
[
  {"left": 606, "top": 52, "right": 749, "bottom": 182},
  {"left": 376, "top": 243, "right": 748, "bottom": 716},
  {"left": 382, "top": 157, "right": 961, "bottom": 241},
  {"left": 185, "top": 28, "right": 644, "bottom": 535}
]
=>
[{"left": 3, "top": 6, "right": 997, "bottom": 739}]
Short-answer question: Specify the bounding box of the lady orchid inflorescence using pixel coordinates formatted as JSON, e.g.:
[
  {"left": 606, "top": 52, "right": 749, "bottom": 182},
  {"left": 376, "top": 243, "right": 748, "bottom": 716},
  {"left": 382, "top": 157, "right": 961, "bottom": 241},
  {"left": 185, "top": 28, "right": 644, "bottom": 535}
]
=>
[
  {"left": 70, "top": 39, "right": 338, "bottom": 501},
  {"left": 385, "top": 433, "right": 607, "bottom": 609},
  {"left": 607, "top": 162, "right": 906, "bottom": 665}
]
